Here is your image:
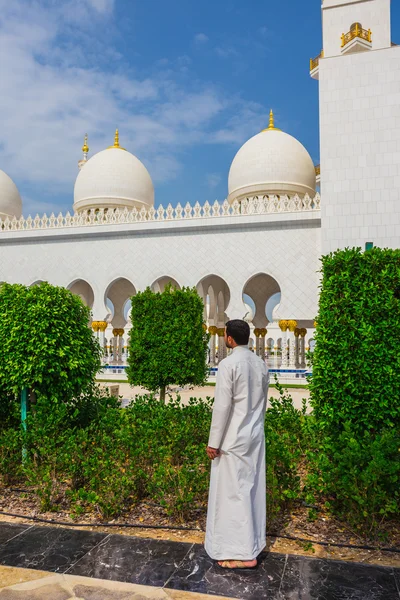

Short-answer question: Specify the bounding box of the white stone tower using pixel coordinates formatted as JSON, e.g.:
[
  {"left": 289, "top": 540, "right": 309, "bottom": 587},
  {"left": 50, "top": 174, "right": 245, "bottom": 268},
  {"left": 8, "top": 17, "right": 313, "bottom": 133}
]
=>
[{"left": 311, "top": 0, "right": 400, "bottom": 252}]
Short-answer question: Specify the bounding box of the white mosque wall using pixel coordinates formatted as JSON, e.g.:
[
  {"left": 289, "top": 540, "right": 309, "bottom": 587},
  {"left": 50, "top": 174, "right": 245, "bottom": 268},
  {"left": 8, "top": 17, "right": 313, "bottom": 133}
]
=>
[
  {"left": 322, "top": 0, "right": 391, "bottom": 58},
  {"left": 0, "top": 206, "right": 321, "bottom": 326},
  {"left": 319, "top": 45, "right": 400, "bottom": 253}
]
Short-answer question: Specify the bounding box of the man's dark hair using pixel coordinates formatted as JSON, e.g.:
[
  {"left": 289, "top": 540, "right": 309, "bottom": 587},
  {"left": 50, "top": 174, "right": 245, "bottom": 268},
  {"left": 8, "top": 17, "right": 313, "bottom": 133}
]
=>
[{"left": 225, "top": 320, "right": 250, "bottom": 346}]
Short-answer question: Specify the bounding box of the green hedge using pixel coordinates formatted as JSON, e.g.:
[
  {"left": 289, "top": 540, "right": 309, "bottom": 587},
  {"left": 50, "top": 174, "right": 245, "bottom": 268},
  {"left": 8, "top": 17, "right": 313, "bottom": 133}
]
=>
[{"left": 309, "top": 247, "right": 400, "bottom": 434}]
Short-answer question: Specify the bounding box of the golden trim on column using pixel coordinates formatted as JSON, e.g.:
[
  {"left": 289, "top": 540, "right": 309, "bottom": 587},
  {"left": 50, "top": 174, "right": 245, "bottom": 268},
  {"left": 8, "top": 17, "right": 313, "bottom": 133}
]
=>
[
  {"left": 278, "top": 320, "right": 289, "bottom": 332},
  {"left": 288, "top": 320, "right": 298, "bottom": 332},
  {"left": 260, "top": 328, "right": 267, "bottom": 337},
  {"left": 254, "top": 328, "right": 261, "bottom": 337},
  {"left": 208, "top": 326, "right": 218, "bottom": 335}
]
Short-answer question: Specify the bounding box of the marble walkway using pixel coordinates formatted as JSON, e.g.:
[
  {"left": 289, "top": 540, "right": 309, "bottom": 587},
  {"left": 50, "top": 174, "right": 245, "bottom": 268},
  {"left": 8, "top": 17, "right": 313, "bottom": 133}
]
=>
[{"left": 0, "top": 522, "right": 399, "bottom": 599}]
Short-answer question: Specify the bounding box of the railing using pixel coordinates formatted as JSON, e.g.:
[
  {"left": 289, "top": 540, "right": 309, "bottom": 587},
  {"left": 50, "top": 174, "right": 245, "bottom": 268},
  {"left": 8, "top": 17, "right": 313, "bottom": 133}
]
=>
[
  {"left": 341, "top": 24, "right": 372, "bottom": 48},
  {"left": 0, "top": 194, "right": 321, "bottom": 233},
  {"left": 310, "top": 50, "right": 323, "bottom": 71}
]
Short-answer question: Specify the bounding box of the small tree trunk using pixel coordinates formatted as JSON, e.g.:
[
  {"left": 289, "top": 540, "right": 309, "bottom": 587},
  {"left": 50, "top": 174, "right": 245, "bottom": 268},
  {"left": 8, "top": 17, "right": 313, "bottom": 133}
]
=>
[{"left": 160, "top": 386, "right": 166, "bottom": 404}]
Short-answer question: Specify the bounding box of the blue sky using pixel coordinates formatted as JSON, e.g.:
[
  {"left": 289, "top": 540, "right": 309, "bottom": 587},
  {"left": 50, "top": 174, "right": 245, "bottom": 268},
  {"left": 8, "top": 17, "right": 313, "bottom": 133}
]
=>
[{"left": 1, "top": 0, "right": 399, "bottom": 216}]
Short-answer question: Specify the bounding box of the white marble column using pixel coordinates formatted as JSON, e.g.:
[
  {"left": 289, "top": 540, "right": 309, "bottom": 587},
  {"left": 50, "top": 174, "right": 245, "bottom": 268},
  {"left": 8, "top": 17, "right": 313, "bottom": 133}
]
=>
[
  {"left": 300, "top": 329, "right": 307, "bottom": 368},
  {"left": 274, "top": 345, "right": 279, "bottom": 369},
  {"left": 279, "top": 321, "right": 289, "bottom": 368},
  {"left": 294, "top": 329, "right": 300, "bottom": 368},
  {"left": 208, "top": 326, "right": 218, "bottom": 366},
  {"left": 217, "top": 327, "right": 226, "bottom": 361},
  {"left": 98, "top": 321, "right": 108, "bottom": 364},
  {"left": 288, "top": 320, "right": 298, "bottom": 369},
  {"left": 254, "top": 329, "right": 260, "bottom": 356},
  {"left": 259, "top": 329, "right": 267, "bottom": 360},
  {"left": 117, "top": 330, "right": 124, "bottom": 365}
]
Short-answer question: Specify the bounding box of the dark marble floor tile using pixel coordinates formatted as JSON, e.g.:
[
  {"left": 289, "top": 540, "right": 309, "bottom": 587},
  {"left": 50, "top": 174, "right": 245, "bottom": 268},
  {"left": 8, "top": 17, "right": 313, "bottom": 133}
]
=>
[
  {"left": 0, "top": 523, "right": 31, "bottom": 545},
  {"left": 67, "top": 534, "right": 193, "bottom": 588},
  {"left": 393, "top": 567, "right": 400, "bottom": 598},
  {"left": 279, "top": 555, "right": 400, "bottom": 600},
  {"left": 0, "top": 525, "right": 107, "bottom": 573},
  {"left": 165, "top": 545, "right": 285, "bottom": 600}
]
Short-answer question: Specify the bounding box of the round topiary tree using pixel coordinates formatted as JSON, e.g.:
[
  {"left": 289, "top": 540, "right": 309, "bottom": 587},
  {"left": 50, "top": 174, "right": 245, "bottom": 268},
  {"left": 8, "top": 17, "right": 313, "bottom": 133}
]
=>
[
  {"left": 0, "top": 282, "right": 101, "bottom": 403},
  {"left": 127, "top": 285, "right": 209, "bottom": 402}
]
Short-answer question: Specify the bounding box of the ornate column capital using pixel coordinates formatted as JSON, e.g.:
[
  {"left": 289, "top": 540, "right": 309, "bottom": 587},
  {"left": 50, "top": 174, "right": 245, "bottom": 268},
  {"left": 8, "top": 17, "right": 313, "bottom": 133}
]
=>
[
  {"left": 288, "top": 320, "right": 298, "bottom": 332},
  {"left": 254, "top": 328, "right": 261, "bottom": 337},
  {"left": 217, "top": 328, "right": 225, "bottom": 337},
  {"left": 278, "top": 320, "right": 289, "bottom": 332},
  {"left": 209, "top": 326, "right": 218, "bottom": 335},
  {"left": 260, "top": 328, "right": 267, "bottom": 338}
]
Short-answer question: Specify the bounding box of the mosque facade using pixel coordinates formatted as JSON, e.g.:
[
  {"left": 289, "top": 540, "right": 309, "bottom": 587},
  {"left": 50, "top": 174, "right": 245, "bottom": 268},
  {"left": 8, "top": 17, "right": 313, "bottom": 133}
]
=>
[{"left": 0, "top": 0, "right": 399, "bottom": 375}]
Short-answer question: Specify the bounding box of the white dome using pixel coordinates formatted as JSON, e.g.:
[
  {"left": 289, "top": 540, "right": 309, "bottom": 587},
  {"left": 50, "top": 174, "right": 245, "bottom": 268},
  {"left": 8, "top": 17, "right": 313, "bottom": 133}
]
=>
[
  {"left": 228, "top": 120, "right": 316, "bottom": 204},
  {"left": 0, "top": 170, "right": 22, "bottom": 220},
  {"left": 74, "top": 146, "right": 154, "bottom": 214}
]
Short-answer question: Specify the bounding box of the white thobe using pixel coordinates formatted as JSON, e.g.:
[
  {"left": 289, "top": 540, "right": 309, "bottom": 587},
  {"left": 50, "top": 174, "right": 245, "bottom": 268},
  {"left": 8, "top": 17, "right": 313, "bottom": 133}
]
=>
[{"left": 205, "top": 345, "right": 269, "bottom": 561}]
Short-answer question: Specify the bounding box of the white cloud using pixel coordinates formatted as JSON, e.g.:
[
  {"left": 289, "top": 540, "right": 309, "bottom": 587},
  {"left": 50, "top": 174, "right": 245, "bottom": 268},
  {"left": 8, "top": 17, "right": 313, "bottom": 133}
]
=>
[
  {"left": 0, "top": 0, "right": 266, "bottom": 214},
  {"left": 215, "top": 46, "right": 239, "bottom": 59},
  {"left": 206, "top": 173, "right": 222, "bottom": 189},
  {"left": 87, "top": 0, "right": 115, "bottom": 13},
  {"left": 194, "top": 33, "right": 209, "bottom": 44}
]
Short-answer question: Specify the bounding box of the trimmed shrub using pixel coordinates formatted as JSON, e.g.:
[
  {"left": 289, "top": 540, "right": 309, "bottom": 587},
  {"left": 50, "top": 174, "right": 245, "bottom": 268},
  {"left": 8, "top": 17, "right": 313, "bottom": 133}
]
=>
[
  {"left": 0, "top": 282, "right": 102, "bottom": 403},
  {"left": 306, "top": 424, "right": 400, "bottom": 535},
  {"left": 309, "top": 247, "right": 400, "bottom": 434},
  {"left": 127, "top": 286, "right": 209, "bottom": 402}
]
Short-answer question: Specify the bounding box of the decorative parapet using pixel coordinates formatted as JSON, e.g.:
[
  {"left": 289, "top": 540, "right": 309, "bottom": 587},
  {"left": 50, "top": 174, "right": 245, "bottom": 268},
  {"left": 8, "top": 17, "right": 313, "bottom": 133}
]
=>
[
  {"left": 0, "top": 194, "right": 321, "bottom": 233},
  {"left": 341, "top": 24, "right": 371, "bottom": 49},
  {"left": 310, "top": 50, "right": 323, "bottom": 72}
]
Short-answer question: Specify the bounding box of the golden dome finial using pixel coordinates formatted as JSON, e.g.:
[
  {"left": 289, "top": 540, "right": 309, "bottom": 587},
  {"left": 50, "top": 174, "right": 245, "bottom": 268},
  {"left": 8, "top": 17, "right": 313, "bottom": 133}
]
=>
[
  {"left": 268, "top": 109, "right": 275, "bottom": 130},
  {"left": 108, "top": 128, "right": 126, "bottom": 150},
  {"left": 113, "top": 128, "right": 120, "bottom": 148},
  {"left": 262, "top": 109, "right": 281, "bottom": 132},
  {"left": 82, "top": 133, "right": 89, "bottom": 154}
]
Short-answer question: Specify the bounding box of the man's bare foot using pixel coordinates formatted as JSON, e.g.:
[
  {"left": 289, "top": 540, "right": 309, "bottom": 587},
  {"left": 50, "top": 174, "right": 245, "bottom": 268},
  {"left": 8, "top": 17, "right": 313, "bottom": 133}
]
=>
[{"left": 217, "top": 559, "right": 257, "bottom": 569}]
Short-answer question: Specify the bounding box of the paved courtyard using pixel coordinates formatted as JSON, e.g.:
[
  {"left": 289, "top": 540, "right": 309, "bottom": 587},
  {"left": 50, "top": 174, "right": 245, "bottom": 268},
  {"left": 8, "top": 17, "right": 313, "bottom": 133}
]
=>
[{"left": 0, "top": 522, "right": 399, "bottom": 599}]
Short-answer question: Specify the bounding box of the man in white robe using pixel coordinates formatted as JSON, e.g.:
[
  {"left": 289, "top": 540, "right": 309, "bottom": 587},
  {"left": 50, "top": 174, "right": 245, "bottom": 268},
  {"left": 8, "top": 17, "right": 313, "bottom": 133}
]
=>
[{"left": 205, "top": 319, "right": 269, "bottom": 569}]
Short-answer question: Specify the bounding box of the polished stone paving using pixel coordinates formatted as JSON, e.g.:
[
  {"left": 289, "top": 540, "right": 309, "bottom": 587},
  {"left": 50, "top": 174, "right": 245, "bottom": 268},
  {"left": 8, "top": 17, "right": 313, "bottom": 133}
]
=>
[{"left": 0, "top": 522, "right": 399, "bottom": 599}]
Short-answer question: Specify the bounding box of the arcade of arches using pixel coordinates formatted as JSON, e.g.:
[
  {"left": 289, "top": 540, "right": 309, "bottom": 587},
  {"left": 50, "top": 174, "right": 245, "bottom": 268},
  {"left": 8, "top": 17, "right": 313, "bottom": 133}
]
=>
[{"left": 67, "top": 274, "right": 314, "bottom": 370}]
